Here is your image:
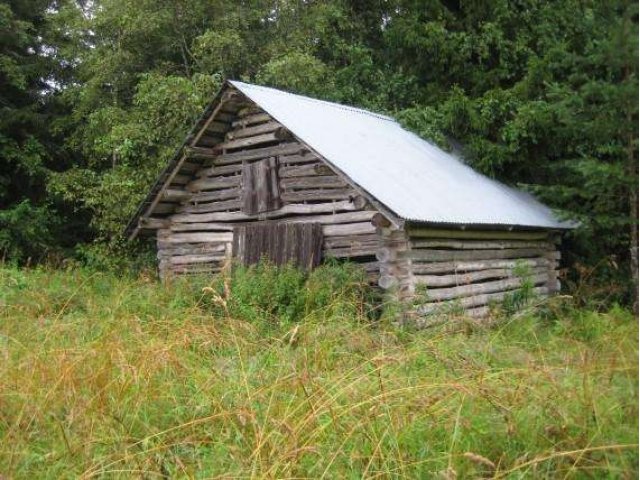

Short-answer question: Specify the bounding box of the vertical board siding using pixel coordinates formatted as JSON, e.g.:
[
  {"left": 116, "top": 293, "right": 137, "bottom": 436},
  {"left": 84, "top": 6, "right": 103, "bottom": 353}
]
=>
[{"left": 233, "top": 223, "right": 323, "bottom": 270}]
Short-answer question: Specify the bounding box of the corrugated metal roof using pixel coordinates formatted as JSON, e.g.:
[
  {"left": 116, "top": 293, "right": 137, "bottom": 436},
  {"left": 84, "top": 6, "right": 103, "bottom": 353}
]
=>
[{"left": 231, "top": 81, "right": 572, "bottom": 229}]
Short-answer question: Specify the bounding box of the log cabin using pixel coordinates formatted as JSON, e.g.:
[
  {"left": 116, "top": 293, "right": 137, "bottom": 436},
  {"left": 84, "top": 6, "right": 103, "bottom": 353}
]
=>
[{"left": 125, "top": 80, "right": 574, "bottom": 319}]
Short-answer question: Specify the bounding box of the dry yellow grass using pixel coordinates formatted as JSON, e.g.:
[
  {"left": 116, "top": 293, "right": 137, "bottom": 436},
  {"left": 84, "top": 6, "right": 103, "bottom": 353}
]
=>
[{"left": 0, "top": 265, "right": 637, "bottom": 478}]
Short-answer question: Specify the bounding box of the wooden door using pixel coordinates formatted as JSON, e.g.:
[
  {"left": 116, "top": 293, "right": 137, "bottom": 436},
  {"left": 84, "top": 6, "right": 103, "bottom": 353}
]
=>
[
  {"left": 241, "top": 157, "right": 281, "bottom": 214},
  {"left": 233, "top": 223, "right": 323, "bottom": 270}
]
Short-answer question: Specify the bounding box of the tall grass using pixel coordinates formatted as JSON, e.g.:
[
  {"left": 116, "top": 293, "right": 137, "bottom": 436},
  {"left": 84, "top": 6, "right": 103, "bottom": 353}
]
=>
[{"left": 0, "top": 264, "right": 637, "bottom": 478}]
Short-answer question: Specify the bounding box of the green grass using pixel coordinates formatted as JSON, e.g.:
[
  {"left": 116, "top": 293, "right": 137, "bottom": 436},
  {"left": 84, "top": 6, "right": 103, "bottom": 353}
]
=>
[{"left": 0, "top": 265, "right": 637, "bottom": 478}]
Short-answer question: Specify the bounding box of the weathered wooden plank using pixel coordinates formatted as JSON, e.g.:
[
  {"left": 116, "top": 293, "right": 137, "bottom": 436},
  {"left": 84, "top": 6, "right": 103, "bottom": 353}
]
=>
[
  {"left": 324, "top": 244, "right": 379, "bottom": 258},
  {"left": 190, "top": 187, "right": 241, "bottom": 203},
  {"left": 185, "top": 146, "right": 221, "bottom": 161},
  {"left": 413, "top": 266, "right": 548, "bottom": 288},
  {"left": 161, "top": 189, "right": 190, "bottom": 202},
  {"left": 177, "top": 199, "right": 242, "bottom": 214},
  {"left": 399, "top": 247, "right": 546, "bottom": 262},
  {"left": 407, "top": 227, "right": 551, "bottom": 241},
  {"left": 324, "top": 234, "right": 379, "bottom": 249},
  {"left": 411, "top": 258, "right": 550, "bottom": 275},
  {"left": 278, "top": 153, "right": 321, "bottom": 165},
  {"left": 421, "top": 273, "right": 549, "bottom": 302},
  {"left": 158, "top": 243, "right": 227, "bottom": 256},
  {"left": 172, "top": 200, "right": 360, "bottom": 223},
  {"left": 233, "top": 222, "right": 323, "bottom": 270},
  {"left": 195, "top": 163, "right": 243, "bottom": 178},
  {"left": 280, "top": 189, "right": 354, "bottom": 203},
  {"left": 187, "top": 175, "right": 241, "bottom": 192},
  {"left": 169, "top": 254, "right": 227, "bottom": 265},
  {"left": 214, "top": 142, "right": 305, "bottom": 165},
  {"left": 231, "top": 112, "right": 271, "bottom": 128},
  {"left": 282, "top": 210, "right": 376, "bottom": 225},
  {"left": 281, "top": 175, "right": 348, "bottom": 190},
  {"left": 169, "top": 222, "right": 235, "bottom": 232},
  {"left": 323, "top": 222, "right": 376, "bottom": 236},
  {"left": 158, "top": 232, "right": 234, "bottom": 244},
  {"left": 226, "top": 120, "right": 282, "bottom": 140},
  {"left": 279, "top": 163, "right": 332, "bottom": 178},
  {"left": 410, "top": 239, "right": 552, "bottom": 250},
  {"left": 417, "top": 286, "right": 549, "bottom": 315},
  {"left": 222, "top": 127, "right": 292, "bottom": 150}
]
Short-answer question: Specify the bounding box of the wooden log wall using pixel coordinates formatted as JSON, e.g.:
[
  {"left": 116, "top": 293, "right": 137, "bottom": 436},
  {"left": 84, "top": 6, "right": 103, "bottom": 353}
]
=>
[
  {"left": 156, "top": 101, "right": 379, "bottom": 280},
  {"left": 388, "top": 227, "right": 561, "bottom": 319}
]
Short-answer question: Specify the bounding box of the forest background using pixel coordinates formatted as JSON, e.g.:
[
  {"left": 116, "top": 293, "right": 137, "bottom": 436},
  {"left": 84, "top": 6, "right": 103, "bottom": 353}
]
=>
[{"left": 1, "top": 0, "right": 637, "bottom": 307}]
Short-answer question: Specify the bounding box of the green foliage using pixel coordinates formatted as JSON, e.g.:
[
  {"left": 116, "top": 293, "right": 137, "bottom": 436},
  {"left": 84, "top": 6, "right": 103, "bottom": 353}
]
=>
[
  {"left": 0, "top": 266, "right": 637, "bottom": 477},
  {"left": 200, "top": 260, "right": 374, "bottom": 324},
  {"left": 0, "top": 200, "right": 56, "bottom": 263},
  {"left": 0, "top": 0, "right": 636, "bottom": 305}
]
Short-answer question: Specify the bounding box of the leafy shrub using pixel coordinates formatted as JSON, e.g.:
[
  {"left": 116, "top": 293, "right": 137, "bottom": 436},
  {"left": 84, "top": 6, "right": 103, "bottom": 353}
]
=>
[{"left": 200, "top": 260, "right": 375, "bottom": 324}]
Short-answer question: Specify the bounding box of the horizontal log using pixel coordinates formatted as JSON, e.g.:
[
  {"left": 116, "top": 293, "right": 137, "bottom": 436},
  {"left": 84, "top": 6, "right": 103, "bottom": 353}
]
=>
[
  {"left": 280, "top": 189, "right": 355, "bottom": 203},
  {"left": 401, "top": 248, "right": 546, "bottom": 262},
  {"left": 168, "top": 264, "right": 223, "bottom": 274},
  {"left": 172, "top": 200, "right": 360, "bottom": 223},
  {"left": 323, "top": 222, "right": 376, "bottom": 236},
  {"left": 410, "top": 239, "right": 552, "bottom": 250},
  {"left": 281, "top": 175, "right": 348, "bottom": 190},
  {"left": 176, "top": 199, "right": 242, "bottom": 214},
  {"left": 232, "top": 113, "right": 271, "bottom": 127},
  {"left": 161, "top": 189, "right": 190, "bottom": 202},
  {"left": 158, "top": 244, "right": 227, "bottom": 257},
  {"left": 411, "top": 258, "right": 550, "bottom": 275},
  {"left": 279, "top": 153, "right": 321, "bottom": 165},
  {"left": 157, "top": 232, "right": 233, "bottom": 244},
  {"left": 324, "top": 243, "right": 379, "bottom": 258},
  {"left": 195, "top": 163, "right": 243, "bottom": 178},
  {"left": 279, "top": 163, "right": 332, "bottom": 178},
  {"left": 185, "top": 146, "right": 221, "bottom": 160},
  {"left": 324, "top": 234, "right": 379, "bottom": 249},
  {"left": 169, "top": 254, "right": 227, "bottom": 265},
  {"left": 190, "top": 187, "right": 241, "bottom": 203},
  {"left": 215, "top": 142, "right": 305, "bottom": 165},
  {"left": 417, "top": 286, "right": 549, "bottom": 315},
  {"left": 281, "top": 210, "right": 376, "bottom": 225},
  {"left": 226, "top": 121, "right": 281, "bottom": 140},
  {"left": 187, "top": 175, "right": 240, "bottom": 192},
  {"left": 413, "top": 266, "right": 548, "bottom": 288},
  {"left": 169, "top": 222, "right": 235, "bottom": 232},
  {"left": 422, "top": 273, "right": 548, "bottom": 302},
  {"left": 221, "top": 129, "right": 291, "bottom": 150},
  {"left": 236, "top": 105, "right": 263, "bottom": 117},
  {"left": 407, "top": 227, "right": 551, "bottom": 241}
]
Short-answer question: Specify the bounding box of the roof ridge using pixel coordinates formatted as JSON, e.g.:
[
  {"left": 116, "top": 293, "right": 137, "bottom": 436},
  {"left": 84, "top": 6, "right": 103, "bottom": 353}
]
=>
[{"left": 230, "top": 80, "right": 395, "bottom": 123}]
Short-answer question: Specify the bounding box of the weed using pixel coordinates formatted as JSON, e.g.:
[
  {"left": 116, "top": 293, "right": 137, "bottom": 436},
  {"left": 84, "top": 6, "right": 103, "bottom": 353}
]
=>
[{"left": 0, "top": 264, "right": 637, "bottom": 478}]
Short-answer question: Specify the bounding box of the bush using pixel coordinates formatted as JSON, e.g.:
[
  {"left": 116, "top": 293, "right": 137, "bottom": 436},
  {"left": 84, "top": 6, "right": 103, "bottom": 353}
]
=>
[{"left": 199, "top": 260, "right": 375, "bottom": 325}]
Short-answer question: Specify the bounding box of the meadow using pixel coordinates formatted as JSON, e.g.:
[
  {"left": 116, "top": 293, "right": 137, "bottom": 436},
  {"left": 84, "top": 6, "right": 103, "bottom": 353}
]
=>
[{"left": 0, "top": 264, "right": 637, "bottom": 478}]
